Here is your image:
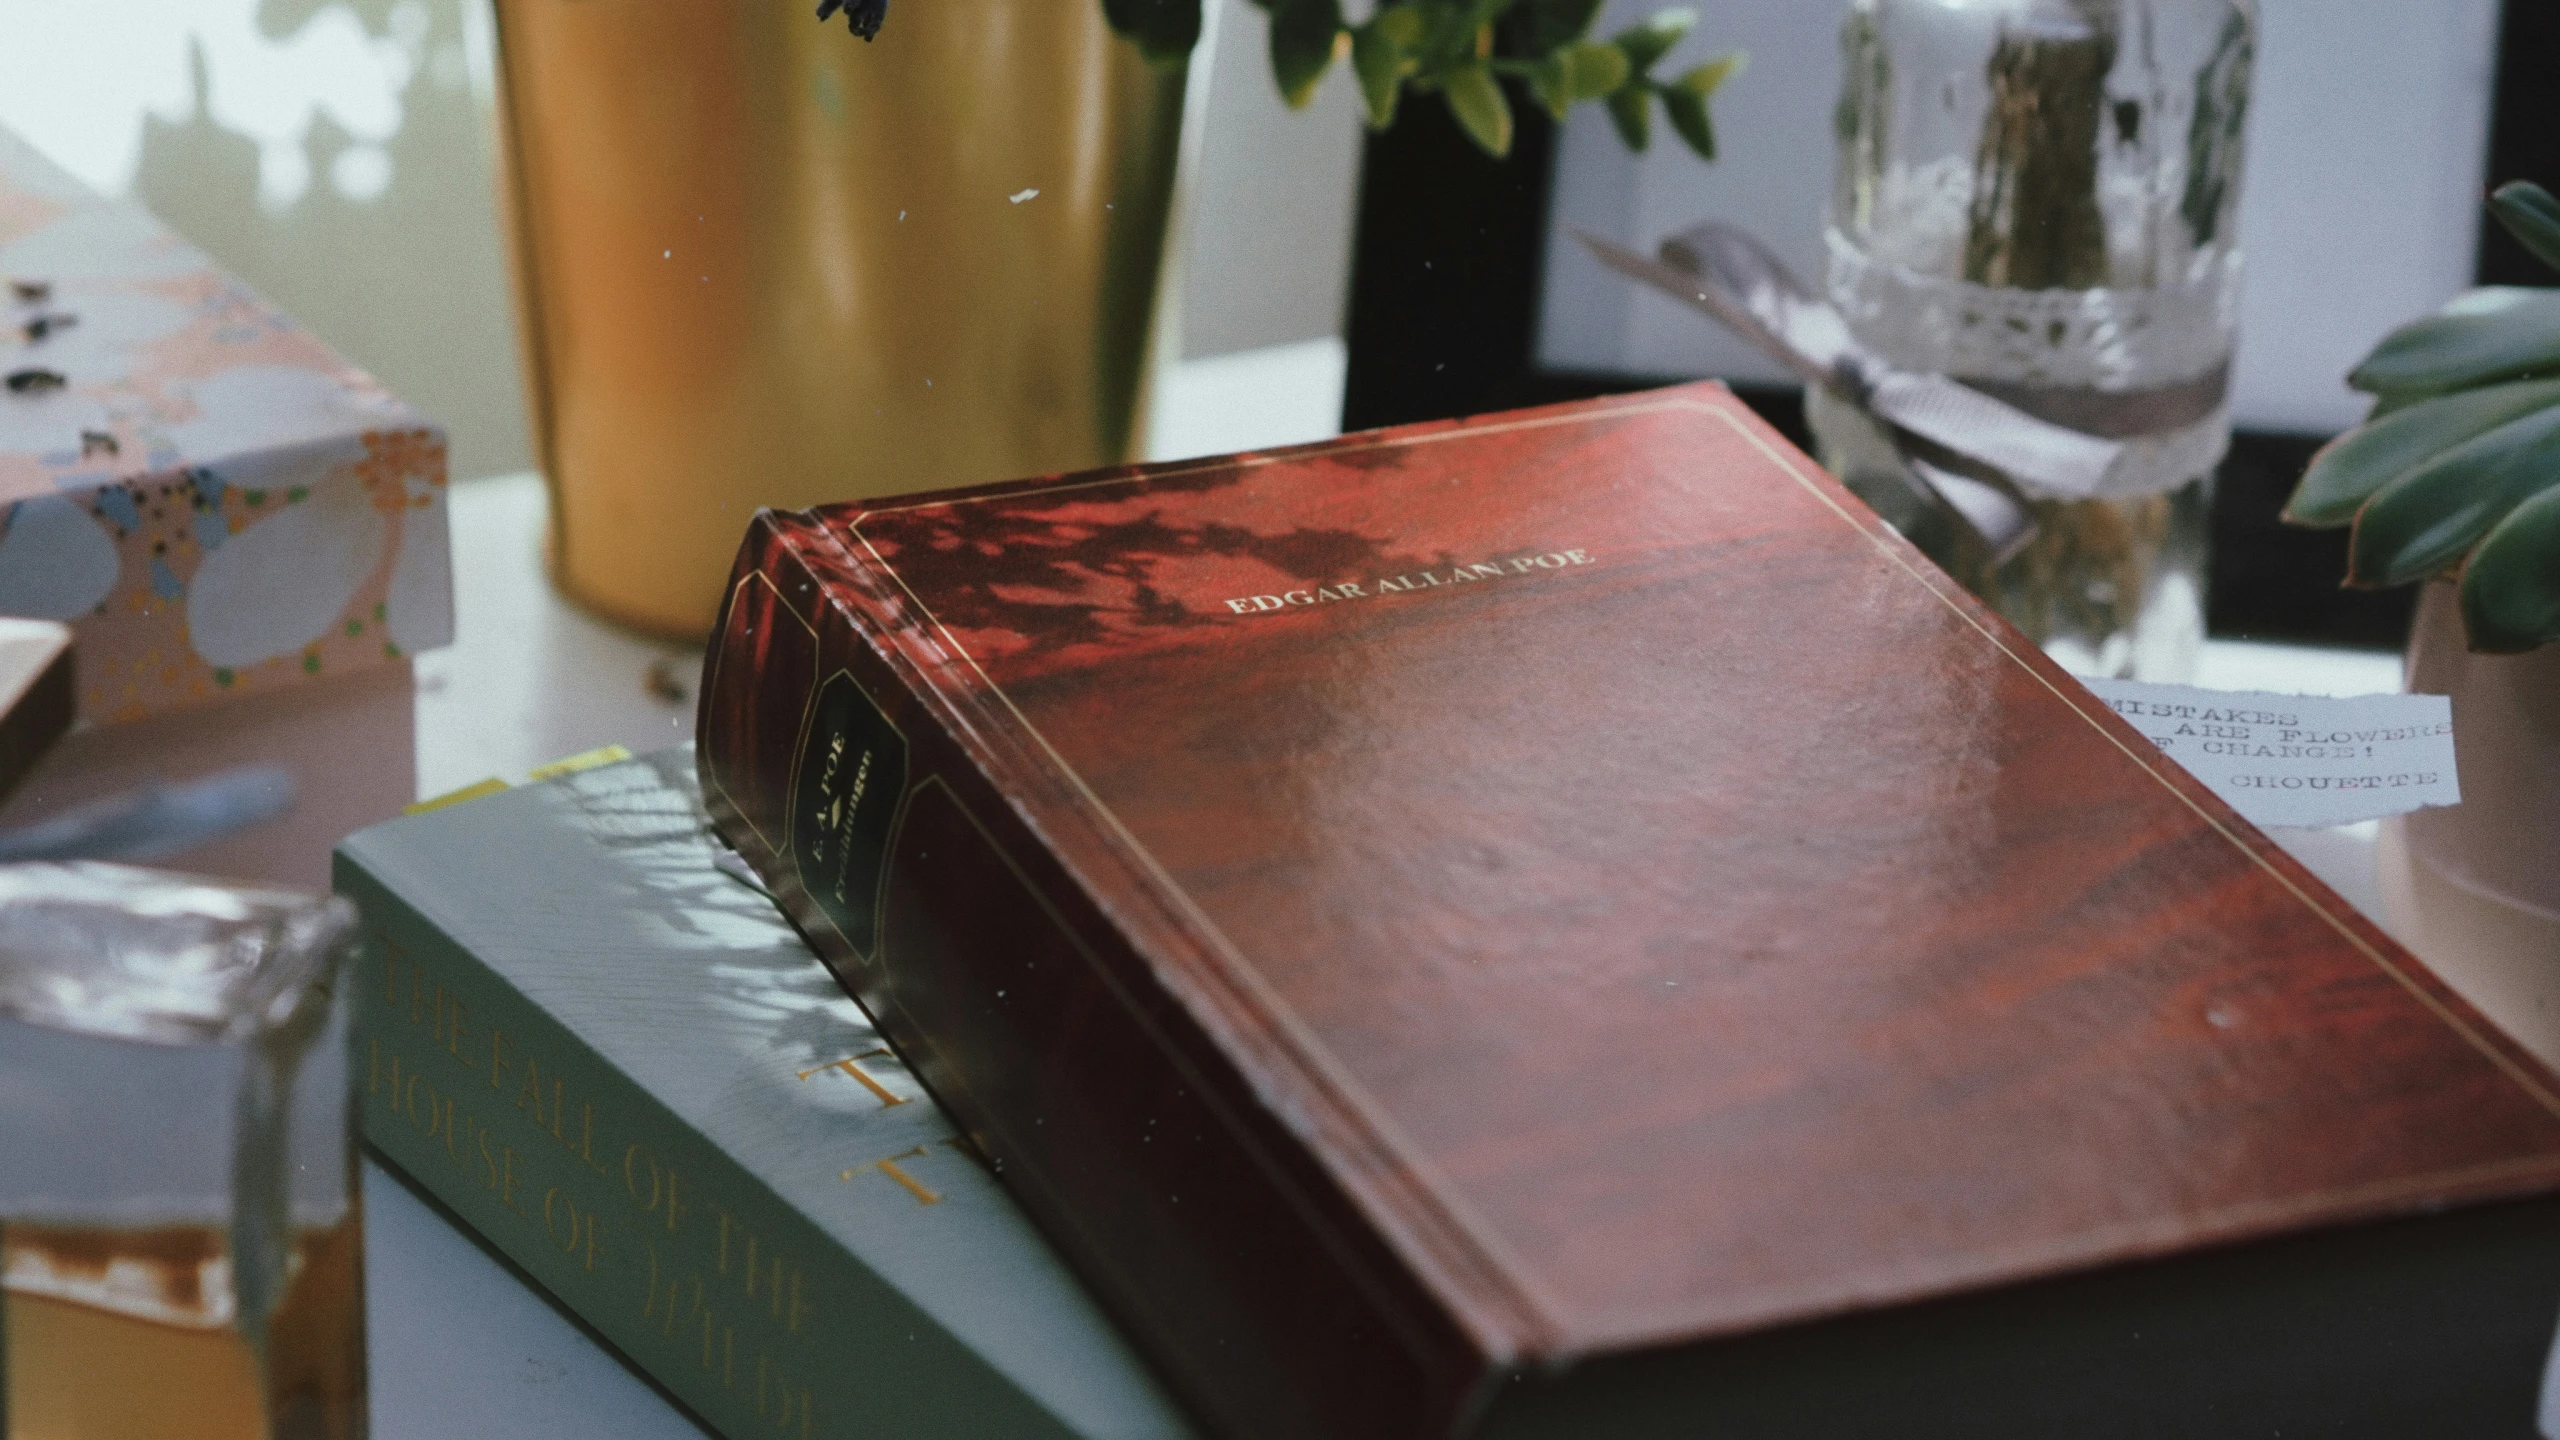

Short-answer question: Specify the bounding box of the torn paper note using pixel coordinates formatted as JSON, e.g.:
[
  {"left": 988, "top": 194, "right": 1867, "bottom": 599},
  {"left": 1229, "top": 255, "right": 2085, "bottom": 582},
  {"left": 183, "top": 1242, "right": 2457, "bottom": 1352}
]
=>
[{"left": 2078, "top": 678, "right": 2459, "bottom": 830}]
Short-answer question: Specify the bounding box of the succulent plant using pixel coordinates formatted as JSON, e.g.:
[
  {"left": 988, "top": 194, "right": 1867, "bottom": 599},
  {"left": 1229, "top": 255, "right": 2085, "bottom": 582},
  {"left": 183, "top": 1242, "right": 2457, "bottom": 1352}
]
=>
[{"left": 2285, "top": 182, "right": 2560, "bottom": 653}]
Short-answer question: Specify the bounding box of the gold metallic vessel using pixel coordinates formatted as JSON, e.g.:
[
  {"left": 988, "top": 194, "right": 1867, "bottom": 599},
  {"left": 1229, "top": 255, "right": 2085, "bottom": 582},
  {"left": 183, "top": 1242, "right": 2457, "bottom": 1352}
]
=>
[{"left": 492, "top": 0, "right": 1188, "bottom": 636}]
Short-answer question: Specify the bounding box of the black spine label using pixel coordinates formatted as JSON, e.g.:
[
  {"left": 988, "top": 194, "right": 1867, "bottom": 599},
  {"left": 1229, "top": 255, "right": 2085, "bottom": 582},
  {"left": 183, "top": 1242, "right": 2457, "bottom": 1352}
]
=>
[{"left": 787, "top": 669, "right": 910, "bottom": 963}]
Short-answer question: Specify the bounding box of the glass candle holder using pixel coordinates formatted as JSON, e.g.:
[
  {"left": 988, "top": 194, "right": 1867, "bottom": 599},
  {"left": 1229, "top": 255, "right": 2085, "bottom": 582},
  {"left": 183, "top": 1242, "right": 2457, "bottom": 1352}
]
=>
[
  {"left": 1821, "top": 0, "right": 2253, "bottom": 678},
  {"left": 0, "top": 863, "right": 365, "bottom": 1440}
]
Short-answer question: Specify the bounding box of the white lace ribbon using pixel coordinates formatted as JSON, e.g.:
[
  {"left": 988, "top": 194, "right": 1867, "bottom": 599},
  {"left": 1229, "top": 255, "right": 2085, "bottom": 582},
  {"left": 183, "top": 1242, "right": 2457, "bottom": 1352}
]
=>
[{"left": 1825, "top": 225, "right": 2239, "bottom": 498}]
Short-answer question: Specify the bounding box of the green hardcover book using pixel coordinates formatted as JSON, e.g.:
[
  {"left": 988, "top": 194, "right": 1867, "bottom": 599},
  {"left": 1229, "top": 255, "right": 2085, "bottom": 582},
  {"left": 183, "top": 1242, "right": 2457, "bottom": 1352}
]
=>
[{"left": 337, "top": 747, "right": 1190, "bottom": 1439}]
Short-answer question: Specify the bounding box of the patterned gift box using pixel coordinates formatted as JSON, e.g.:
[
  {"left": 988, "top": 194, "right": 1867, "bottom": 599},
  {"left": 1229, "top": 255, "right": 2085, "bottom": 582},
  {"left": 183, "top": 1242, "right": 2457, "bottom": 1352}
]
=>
[{"left": 0, "top": 125, "right": 451, "bottom": 727}]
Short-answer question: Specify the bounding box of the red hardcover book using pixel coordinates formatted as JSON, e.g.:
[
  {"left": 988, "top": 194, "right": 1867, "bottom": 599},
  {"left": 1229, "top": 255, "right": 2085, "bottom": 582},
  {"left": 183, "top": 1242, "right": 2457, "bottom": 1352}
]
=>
[{"left": 697, "top": 384, "right": 2560, "bottom": 1439}]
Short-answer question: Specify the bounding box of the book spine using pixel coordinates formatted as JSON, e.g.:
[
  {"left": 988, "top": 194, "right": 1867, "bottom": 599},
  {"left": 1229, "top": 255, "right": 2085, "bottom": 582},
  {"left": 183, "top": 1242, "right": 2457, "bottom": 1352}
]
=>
[
  {"left": 696, "top": 513, "right": 1489, "bottom": 1440},
  {"left": 338, "top": 857, "right": 1077, "bottom": 1440}
]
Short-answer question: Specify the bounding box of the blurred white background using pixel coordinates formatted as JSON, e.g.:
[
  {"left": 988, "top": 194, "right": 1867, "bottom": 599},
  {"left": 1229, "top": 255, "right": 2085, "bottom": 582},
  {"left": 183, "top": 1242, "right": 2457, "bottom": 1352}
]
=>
[
  {"left": 0, "top": 0, "right": 2509, "bottom": 477},
  {"left": 0, "top": 0, "right": 528, "bottom": 478},
  {"left": 1539, "top": 0, "right": 2505, "bottom": 434},
  {"left": 0, "top": 0, "right": 1369, "bottom": 481}
]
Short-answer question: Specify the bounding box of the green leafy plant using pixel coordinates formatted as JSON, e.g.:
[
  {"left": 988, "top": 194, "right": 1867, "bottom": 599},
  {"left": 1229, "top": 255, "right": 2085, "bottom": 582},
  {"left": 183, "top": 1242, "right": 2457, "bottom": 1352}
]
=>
[
  {"left": 828, "top": 1, "right": 1736, "bottom": 159},
  {"left": 2284, "top": 182, "right": 2560, "bottom": 654},
  {"left": 1108, "top": 0, "right": 1740, "bottom": 160}
]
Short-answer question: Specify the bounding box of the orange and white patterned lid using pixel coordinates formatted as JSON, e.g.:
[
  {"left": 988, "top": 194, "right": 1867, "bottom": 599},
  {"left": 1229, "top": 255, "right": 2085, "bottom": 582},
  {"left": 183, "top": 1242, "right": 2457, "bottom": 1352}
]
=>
[{"left": 0, "top": 125, "right": 449, "bottom": 728}]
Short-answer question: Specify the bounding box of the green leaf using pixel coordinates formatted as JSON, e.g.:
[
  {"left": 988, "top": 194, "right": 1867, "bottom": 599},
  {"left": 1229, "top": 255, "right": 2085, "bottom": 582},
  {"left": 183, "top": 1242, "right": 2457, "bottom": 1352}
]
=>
[
  {"left": 1369, "top": 0, "right": 1429, "bottom": 49},
  {"left": 1495, "top": 0, "right": 1597, "bottom": 54},
  {"left": 2346, "top": 403, "right": 2560, "bottom": 587},
  {"left": 1606, "top": 82, "right": 1650, "bottom": 151},
  {"left": 2460, "top": 482, "right": 2560, "bottom": 652},
  {"left": 2365, "top": 389, "right": 2431, "bottom": 421},
  {"left": 1527, "top": 42, "right": 1624, "bottom": 119},
  {"left": 1267, "top": 0, "right": 1344, "bottom": 108},
  {"left": 1101, "top": 0, "right": 1204, "bottom": 63},
  {"left": 1562, "top": 40, "right": 1629, "bottom": 100},
  {"left": 2348, "top": 286, "right": 2560, "bottom": 399},
  {"left": 1613, "top": 8, "right": 1695, "bottom": 75},
  {"left": 1411, "top": 0, "right": 1497, "bottom": 73},
  {"left": 2490, "top": 181, "right": 2560, "bottom": 277},
  {"left": 1660, "top": 84, "right": 1714, "bottom": 159},
  {"left": 1351, "top": 19, "right": 1408, "bottom": 129},
  {"left": 2286, "top": 376, "right": 2560, "bottom": 527},
  {"left": 1527, "top": 54, "right": 1573, "bottom": 121},
  {"left": 1442, "top": 61, "right": 1514, "bottom": 157},
  {"left": 1508, "top": 0, "right": 1605, "bottom": 55},
  {"left": 1668, "top": 51, "right": 1744, "bottom": 97}
]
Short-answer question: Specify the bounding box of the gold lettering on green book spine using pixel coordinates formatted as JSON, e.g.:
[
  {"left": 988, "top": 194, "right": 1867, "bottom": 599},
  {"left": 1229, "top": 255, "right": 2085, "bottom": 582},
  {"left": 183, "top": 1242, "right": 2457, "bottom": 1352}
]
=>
[
  {"left": 362, "top": 935, "right": 832, "bottom": 1437},
  {"left": 336, "top": 735, "right": 1160, "bottom": 1437},
  {"left": 797, "top": 1049, "right": 912, "bottom": 1108}
]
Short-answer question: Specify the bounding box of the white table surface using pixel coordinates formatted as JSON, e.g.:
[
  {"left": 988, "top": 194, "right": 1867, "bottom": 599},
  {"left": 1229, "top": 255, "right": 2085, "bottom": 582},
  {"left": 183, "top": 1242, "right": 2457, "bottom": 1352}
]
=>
[{"left": 372, "top": 352, "right": 2409, "bottom": 1439}]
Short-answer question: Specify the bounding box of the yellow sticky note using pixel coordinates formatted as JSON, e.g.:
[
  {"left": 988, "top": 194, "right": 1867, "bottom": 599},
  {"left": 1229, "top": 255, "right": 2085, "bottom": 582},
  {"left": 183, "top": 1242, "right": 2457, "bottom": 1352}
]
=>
[
  {"left": 404, "top": 745, "right": 635, "bottom": 817},
  {"left": 527, "top": 744, "right": 634, "bottom": 782},
  {"left": 403, "top": 777, "right": 510, "bottom": 816}
]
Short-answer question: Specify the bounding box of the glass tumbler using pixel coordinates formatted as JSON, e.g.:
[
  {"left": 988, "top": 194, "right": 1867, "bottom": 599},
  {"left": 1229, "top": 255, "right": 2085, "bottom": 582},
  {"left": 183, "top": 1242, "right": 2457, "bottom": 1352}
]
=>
[{"left": 0, "top": 863, "right": 365, "bottom": 1439}]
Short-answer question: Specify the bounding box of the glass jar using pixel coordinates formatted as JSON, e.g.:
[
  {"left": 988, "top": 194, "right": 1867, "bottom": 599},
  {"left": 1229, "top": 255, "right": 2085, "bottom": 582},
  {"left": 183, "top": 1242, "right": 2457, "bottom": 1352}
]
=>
[
  {"left": 0, "top": 863, "right": 366, "bottom": 1439},
  {"left": 1818, "top": 0, "right": 2253, "bottom": 679}
]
